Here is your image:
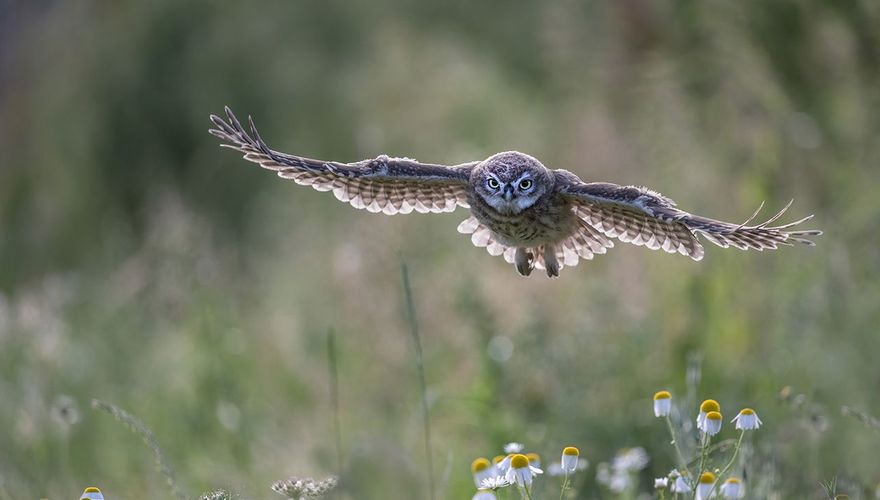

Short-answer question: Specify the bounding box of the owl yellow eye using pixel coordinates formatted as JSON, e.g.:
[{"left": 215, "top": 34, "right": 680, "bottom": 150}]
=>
[
  {"left": 519, "top": 179, "right": 533, "bottom": 190},
  {"left": 487, "top": 178, "right": 500, "bottom": 189}
]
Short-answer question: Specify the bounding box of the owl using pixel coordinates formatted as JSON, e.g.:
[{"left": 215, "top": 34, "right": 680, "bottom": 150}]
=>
[{"left": 209, "top": 107, "right": 821, "bottom": 277}]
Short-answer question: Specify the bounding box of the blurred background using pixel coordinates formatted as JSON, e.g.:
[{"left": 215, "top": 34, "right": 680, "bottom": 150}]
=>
[{"left": 1, "top": 1, "right": 879, "bottom": 498}]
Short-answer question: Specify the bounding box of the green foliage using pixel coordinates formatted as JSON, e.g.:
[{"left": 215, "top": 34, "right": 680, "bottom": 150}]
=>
[{"left": 1, "top": 0, "right": 879, "bottom": 498}]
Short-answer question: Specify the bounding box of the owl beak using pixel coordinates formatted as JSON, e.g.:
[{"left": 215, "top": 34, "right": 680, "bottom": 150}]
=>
[{"left": 503, "top": 187, "right": 514, "bottom": 201}]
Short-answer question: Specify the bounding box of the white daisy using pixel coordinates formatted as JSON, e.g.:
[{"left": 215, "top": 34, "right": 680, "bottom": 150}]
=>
[
  {"left": 471, "top": 458, "right": 495, "bottom": 488},
  {"left": 526, "top": 452, "right": 541, "bottom": 469},
  {"left": 720, "top": 477, "right": 745, "bottom": 498},
  {"left": 503, "top": 442, "right": 525, "bottom": 454},
  {"left": 494, "top": 455, "right": 511, "bottom": 476},
  {"left": 612, "top": 447, "right": 649, "bottom": 471},
  {"left": 561, "top": 446, "right": 579, "bottom": 473},
  {"left": 504, "top": 454, "right": 543, "bottom": 487},
  {"left": 479, "top": 476, "right": 510, "bottom": 490},
  {"left": 80, "top": 487, "right": 104, "bottom": 500},
  {"left": 596, "top": 463, "right": 630, "bottom": 494},
  {"left": 654, "top": 391, "right": 672, "bottom": 417},
  {"left": 472, "top": 489, "right": 497, "bottom": 500},
  {"left": 696, "top": 399, "right": 721, "bottom": 430},
  {"left": 696, "top": 472, "right": 716, "bottom": 500},
  {"left": 732, "top": 408, "right": 763, "bottom": 430},
  {"left": 669, "top": 470, "right": 692, "bottom": 494},
  {"left": 700, "top": 411, "right": 723, "bottom": 436},
  {"left": 654, "top": 477, "right": 669, "bottom": 489}
]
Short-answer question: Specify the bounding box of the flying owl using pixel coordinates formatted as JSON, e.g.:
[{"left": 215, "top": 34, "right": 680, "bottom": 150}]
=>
[{"left": 209, "top": 107, "right": 821, "bottom": 277}]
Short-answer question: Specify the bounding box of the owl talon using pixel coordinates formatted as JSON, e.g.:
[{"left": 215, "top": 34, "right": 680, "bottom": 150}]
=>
[
  {"left": 514, "top": 248, "right": 534, "bottom": 277},
  {"left": 543, "top": 244, "right": 560, "bottom": 278}
]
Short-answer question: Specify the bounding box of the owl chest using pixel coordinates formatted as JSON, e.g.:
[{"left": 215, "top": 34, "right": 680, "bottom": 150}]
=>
[{"left": 471, "top": 197, "right": 577, "bottom": 246}]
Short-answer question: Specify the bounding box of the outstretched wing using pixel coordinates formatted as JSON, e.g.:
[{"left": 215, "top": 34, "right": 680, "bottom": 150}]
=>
[
  {"left": 209, "top": 107, "right": 476, "bottom": 214},
  {"left": 555, "top": 170, "right": 822, "bottom": 260}
]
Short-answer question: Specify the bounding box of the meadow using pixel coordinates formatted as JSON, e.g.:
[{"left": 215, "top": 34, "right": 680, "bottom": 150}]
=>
[{"left": 1, "top": 1, "right": 879, "bottom": 498}]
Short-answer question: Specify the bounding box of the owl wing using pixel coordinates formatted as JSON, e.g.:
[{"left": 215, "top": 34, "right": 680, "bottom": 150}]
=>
[
  {"left": 209, "top": 107, "right": 477, "bottom": 214},
  {"left": 555, "top": 170, "right": 822, "bottom": 260}
]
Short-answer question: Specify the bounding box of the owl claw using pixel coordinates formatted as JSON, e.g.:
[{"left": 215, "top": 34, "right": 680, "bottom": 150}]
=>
[
  {"left": 514, "top": 248, "right": 534, "bottom": 277},
  {"left": 543, "top": 245, "right": 560, "bottom": 278}
]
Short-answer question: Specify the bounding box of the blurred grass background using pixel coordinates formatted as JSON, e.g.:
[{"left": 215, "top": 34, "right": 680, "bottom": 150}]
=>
[{"left": 1, "top": 0, "right": 879, "bottom": 498}]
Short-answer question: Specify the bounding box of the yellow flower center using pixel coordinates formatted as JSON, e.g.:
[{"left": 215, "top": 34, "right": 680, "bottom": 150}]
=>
[
  {"left": 706, "top": 411, "right": 722, "bottom": 421},
  {"left": 725, "top": 477, "right": 742, "bottom": 484},
  {"left": 563, "top": 446, "right": 579, "bottom": 456},
  {"left": 654, "top": 390, "right": 671, "bottom": 400},
  {"left": 84, "top": 488, "right": 101, "bottom": 493},
  {"left": 699, "top": 399, "right": 720, "bottom": 413},
  {"left": 699, "top": 472, "right": 716, "bottom": 484},
  {"left": 510, "top": 454, "right": 529, "bottom": 469},
  {"left": 471, "top": 458, "right": 491, "bottom": 473},
  {"left": 740, "top": 408, "right": 755, "bottom": 415},
  {"left": 493, "top": 455, "right": 505, "bottom": 464},
  {"left": 526, "top": 452, "right": 540, "bottom": 463}
]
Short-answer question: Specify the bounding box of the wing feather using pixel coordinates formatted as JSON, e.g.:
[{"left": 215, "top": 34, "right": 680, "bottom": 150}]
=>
[
  {"left": 210, "top": 107, "right": 476, "bottom": 214},
  {"left": 555, "top": 170, "right": 821, "bottom": 259}
]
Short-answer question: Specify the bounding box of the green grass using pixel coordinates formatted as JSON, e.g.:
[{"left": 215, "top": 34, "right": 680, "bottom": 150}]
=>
[{"left": 1, "top": 1, "right": 879, "bottom": 498}]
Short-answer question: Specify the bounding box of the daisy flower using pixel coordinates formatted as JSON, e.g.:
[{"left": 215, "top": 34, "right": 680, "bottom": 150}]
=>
[
  {"left": 654, "top": 477, "right": 669, "bottom": 489},
  {"left": 561, "top": 446, "right": 579, "bottom": 473},
  {"left": 700, "top": 411, "right": 723, "bottom": 436},
  {"left": 526, "top": 452, "right": 541, "bottom": 469},
  {"left": 479, "top": 476, "right": 510, "bottom": 490},
  {"left": 80, "top": 487, "right": 104, "bottom": 500},
  {"left": 596, "top": 463, "right": 630, "bottom": 494},
  {"left": 503, "top": 442, "right": 525, "bottom": 454},
  {"left": 720, "top": 477, "right": 745, "bottom": 498},
  {"left": 504, "top": 454, "right": 543, "bottom": 487},
  {"left": 669, "top": 470, "right": 692, "bottom": 494},
  {"left": 494, "top": 455, "right": 511, "bottom": 476},
  {"left": 696, "top": 472, "right": 716, "bottom": 500},
  {"left": 696, "top": 399, "right": 721, "bottom": 430},
  {"left": 732, "top": 408, "right": 763, "bottom": 430},
  {"left": 472, "top": 489, "right": 497, "bottom": 500},
  {"left": 471, "top": 457, "right": 495, "bottom": 488},
  {"left": 612, "top": 447, "right": 649, "bottom": 471},
  {"left": 654, "top": 391, "right": 672, "bottom": 417}
]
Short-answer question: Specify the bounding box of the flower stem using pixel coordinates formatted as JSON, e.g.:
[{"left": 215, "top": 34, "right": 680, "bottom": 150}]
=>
[
  {"left": 666, "top": 415, "right": 692, "bottom": 476},
  {"left": 693, "top": 432, "right": 709, "bottom": 500},
  {"left": 706, "top": 430, "right": 745, "bottom": 499},
  {"left": 558, "top": 473, "right": 570, "bottom": 500}
]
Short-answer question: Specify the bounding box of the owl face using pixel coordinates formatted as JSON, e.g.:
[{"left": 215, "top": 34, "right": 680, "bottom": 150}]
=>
[{"left": 473, "top": 151, "right": 551, "bottom": 215}]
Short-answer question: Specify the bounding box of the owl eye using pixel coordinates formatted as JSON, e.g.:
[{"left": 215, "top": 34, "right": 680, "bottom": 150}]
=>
[
  {"left": 519, "top": 179, "right": 533, "bottom": 190},
  {"left": 487, "top": 178, "right": 500, "bottom": 190}
]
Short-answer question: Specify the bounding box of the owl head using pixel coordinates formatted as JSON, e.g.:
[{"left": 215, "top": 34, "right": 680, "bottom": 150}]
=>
[{"left": 472, "top": 151, "right": 552, "bottom": 215}]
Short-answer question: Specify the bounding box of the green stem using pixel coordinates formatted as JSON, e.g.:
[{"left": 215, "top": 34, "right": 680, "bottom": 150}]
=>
[
  {"left": 693, "top": 433, "right": 709, "bottom": 500},
  {"left": 705, "top": 430, "right": 745, "bottom": 499},
  {"left": 400, "top": 262, "right": 436, "bottom": 500},
  {"left": 559, "top": 473, "right": 570, "bottom": 500},
  {"left": 665, "top": 415, "right": 692, "bottom": 476},
  {"left": 327, "top": 330, "right": 343, "bottom": 499}
]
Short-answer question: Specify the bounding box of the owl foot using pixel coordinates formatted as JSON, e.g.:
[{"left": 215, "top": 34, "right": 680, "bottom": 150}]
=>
[
  {"left": 543, "top": 244, "right": 560, "bottom": 278},
  {"left": 514, "top": 248, "right": 534, "bottom": 277}
]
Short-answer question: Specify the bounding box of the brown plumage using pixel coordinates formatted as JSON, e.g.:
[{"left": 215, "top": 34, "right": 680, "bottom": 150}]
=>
[{"left": 209, "top": 107, "right": 822, "bottom": 277}]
